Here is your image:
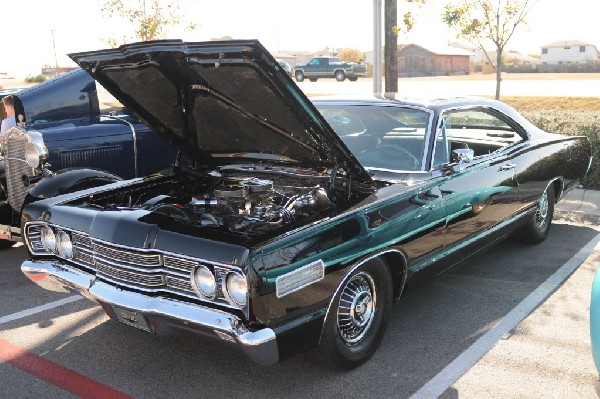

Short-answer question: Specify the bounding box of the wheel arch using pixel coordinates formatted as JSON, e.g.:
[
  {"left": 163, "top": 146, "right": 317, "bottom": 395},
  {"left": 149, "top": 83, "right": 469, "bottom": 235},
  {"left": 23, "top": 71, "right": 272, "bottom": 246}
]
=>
[
  {"left": 319, "top": 248, "right": 407, "bottom": 341},
  {"left": 550, "top": 177, "right": 565, "bottom": 203}
]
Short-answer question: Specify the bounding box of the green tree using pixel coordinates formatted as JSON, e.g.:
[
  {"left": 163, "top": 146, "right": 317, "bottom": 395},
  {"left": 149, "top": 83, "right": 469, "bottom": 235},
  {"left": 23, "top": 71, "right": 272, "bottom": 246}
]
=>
[
  {"left": 443, "top": 0, "right": 538, "bottom": 99},
  {"left": 384, "top": 0, "right": 426, "bottom": 93},
  {"left": 100, "top": 0, "right": 197, "bottom": 47}
]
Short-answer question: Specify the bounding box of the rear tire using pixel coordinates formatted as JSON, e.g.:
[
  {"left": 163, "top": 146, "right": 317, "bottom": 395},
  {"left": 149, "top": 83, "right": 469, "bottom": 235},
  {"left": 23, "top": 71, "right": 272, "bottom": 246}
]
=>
[
  {"left": 512, "top": 184, "right": 555, "bottom": 244},
  {"left": 309, "top": 78, "right": 318, "bottom": 82},
  {"left": 316, "top": 258, "right": 392, "bottom": 370},
  {"left": 335, "top": 70, "right": 346, "bottom": 82}
]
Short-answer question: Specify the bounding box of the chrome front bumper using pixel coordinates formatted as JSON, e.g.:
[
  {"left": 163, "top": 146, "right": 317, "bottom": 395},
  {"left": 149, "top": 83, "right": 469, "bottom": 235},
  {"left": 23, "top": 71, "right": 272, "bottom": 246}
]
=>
[{"left": 21, "top": 260, "right": 279, "bottom": 366}]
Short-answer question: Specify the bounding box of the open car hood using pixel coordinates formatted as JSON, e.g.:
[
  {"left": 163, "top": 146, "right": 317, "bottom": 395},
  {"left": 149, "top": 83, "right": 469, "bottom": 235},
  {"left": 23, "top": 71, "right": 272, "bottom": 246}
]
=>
[{"left": 69, "top": 40, "right": 373, "bottom": 185}]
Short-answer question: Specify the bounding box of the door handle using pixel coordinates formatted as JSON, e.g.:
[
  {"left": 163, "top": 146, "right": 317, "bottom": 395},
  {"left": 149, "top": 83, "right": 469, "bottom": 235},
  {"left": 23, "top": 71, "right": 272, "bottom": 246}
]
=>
[
  {"left": 500, "top": 163, "right": 517, "bottom": 171},
  {"left": 415, "top": 204, "right": 435, "bottom": 219}
]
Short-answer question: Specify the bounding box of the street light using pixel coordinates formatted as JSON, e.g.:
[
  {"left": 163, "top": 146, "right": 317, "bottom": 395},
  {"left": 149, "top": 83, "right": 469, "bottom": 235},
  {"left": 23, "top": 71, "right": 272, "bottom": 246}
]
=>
[
  {"left": 50, "top": 29, "right": 59, "bottom": 77},
  {"left": 373, "top": 0, "right": 382, "bottom": 93}
]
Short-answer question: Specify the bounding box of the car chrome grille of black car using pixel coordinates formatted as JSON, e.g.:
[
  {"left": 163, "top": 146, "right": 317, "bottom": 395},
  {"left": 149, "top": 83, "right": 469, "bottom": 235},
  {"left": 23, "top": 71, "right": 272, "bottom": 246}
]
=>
[
  {"left": 26, "top": 224, "right": 242, "bottom": 307},
  {"left": 41, "top": 232, "right": 238, "bottom": 307}
]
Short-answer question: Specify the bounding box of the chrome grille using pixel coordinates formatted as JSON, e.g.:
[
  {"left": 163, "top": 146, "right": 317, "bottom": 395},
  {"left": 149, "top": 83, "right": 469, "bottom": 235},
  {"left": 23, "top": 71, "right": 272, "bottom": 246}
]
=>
[
  {"left": 25, "top": 224, "right": 45, "bottom": 253},
  {"left": 93, "top": 242, "right": 161, "bottom": 267},
  {"left": 71, "top": 231, "right": 95, "bottom": 270},
  {"left": 164, "top": 256, "right": 196, "bottom": 272},
  {"left": 63, "top": 233, "right": 241, "bottom": 307},
  {"left": 27, "top": 223, "right": 243, "bottom": 308},
  {"left": 96, "top": 261, "right": 165, "bottom": 287},
  {"left": 4, "top": 129, "right": 34, "bottom": 211}
]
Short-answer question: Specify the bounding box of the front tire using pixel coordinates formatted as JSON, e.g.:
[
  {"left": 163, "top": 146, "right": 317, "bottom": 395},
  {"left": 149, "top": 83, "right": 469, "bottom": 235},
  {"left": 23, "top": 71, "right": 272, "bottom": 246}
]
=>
[
  {"left": 512, "top": 184, "right": 555, "bottom": 244},
  {"left": 295, "top": 71, "right": 305, "bottom": 82},
  {"left": 335, "top": 70, "right": 346, "bottom": 82},
  {"left": 316, "top": 258, "right": 392, "bottom": 370}
]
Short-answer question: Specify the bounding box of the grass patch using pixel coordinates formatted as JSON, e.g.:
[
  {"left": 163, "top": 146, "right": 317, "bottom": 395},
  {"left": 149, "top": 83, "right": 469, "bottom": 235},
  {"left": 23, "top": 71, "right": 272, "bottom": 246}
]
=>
[
  {"left": 501, "top": 96, "right": 599, "bottom": 189},
  {"left": 501, "top": 96, "right": 600, "bottom": 112}
]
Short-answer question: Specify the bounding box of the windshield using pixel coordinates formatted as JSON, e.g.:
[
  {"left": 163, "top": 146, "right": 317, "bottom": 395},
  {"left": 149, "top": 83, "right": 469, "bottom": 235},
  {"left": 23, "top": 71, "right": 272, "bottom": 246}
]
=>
[{"left": 315, "top": 104, "right": 431, "bottom": 172}]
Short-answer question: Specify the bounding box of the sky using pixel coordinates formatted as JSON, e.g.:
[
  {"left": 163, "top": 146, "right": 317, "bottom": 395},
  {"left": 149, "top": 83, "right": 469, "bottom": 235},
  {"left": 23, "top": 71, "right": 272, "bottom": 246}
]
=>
[{"left": 1, "top": 0, "right": 600, "bottom": 78}]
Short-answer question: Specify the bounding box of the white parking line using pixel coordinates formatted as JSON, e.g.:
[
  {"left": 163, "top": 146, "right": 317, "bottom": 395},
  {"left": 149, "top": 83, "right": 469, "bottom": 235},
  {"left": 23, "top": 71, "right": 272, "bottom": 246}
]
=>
[
  {"left": 410, "top": 232, "right": 600, "bottom": 399},
  {"left": 0, "top": 296, "right": 84, "bottom": 326}
]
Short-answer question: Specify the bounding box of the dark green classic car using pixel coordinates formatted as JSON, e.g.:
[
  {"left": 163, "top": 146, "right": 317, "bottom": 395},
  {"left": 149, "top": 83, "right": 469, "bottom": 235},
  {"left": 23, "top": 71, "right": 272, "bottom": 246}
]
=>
[{"left": 21, "top": 40, "right": 592, "bottom": 370}]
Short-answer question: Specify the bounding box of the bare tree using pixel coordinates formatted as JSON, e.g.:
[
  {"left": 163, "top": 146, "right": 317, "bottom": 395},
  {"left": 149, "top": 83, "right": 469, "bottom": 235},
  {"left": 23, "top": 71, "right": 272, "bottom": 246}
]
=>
[
  {"left": 443, "top": 0, "right": 538, "bottom": 99},
  {"left": 100, "top": 0, "right": 197, "bottom": 47}
]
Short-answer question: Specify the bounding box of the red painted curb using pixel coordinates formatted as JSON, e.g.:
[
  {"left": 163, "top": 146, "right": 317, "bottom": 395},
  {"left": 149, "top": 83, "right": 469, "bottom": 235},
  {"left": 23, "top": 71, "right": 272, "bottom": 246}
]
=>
[{"left": 0, "top": 338, "right": 133, "bottom": 399}]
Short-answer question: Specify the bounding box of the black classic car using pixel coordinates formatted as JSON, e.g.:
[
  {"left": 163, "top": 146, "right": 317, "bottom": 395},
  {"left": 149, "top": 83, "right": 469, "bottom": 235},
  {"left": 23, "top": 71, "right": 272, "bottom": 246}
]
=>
[
  {"left": 0, "top": 69, "right": 177, "bottom": 248},
  {"left": 20, "top": 40, "right": 592, "bottom": 369}
]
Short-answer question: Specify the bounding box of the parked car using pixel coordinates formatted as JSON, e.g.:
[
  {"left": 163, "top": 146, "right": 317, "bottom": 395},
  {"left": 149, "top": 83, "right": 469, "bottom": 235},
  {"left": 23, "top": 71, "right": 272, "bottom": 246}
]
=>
[
  {"left": 294, "top": 56, "right": 366, "bottom": 82},
  {"left": 0, "top": 69, "right": 177, "bottom": 249},
  {"left": 21, "top": 40, "right": 592, "bottom": 369}
]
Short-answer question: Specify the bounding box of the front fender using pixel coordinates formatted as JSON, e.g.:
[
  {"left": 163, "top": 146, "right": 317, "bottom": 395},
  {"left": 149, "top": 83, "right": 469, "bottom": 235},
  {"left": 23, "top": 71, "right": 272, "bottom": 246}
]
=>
[{"left": 27, "top": 168, "right": 122, "bottom": 201}]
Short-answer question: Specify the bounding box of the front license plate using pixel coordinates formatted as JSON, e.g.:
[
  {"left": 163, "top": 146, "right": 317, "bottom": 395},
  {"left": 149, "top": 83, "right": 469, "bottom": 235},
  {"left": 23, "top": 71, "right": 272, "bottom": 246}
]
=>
[{"left": 112, "top": 306, "right": 152, "bottom": 332}]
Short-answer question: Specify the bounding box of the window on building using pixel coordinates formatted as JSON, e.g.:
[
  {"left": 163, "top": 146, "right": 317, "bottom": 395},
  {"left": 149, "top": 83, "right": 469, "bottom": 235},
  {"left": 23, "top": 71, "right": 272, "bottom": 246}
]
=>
[
  {"left": 542, "top": 48, "right": 548, "bottom": 54},
  {"left": 580, "top": 46, "right": 586, "bottom": 52},
  {"left": 564, "top": 46, "right": 571, "bottom": 50}
]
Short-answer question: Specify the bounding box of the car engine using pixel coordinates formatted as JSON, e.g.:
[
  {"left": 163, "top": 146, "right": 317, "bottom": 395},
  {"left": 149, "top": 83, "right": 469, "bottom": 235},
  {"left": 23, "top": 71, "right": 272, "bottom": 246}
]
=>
[{"left": 127, "top": 176, "right": 333, "bottom": 235}]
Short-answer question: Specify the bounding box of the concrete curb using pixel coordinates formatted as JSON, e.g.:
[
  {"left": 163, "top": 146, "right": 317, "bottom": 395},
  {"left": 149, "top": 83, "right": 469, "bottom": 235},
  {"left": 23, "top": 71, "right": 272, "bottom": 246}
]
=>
[{"left": 555, "top": 188, "right": 600, "bottom": 225}]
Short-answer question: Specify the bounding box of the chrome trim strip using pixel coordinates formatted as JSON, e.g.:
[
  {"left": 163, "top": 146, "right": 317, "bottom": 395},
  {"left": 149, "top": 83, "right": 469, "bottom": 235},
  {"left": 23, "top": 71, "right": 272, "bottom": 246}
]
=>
[
  {"left": 430, "top": 104, "right": 530, "bottom": 172},
  {"left": 21, "top": 260, "right": 279, "bottom": 366}
]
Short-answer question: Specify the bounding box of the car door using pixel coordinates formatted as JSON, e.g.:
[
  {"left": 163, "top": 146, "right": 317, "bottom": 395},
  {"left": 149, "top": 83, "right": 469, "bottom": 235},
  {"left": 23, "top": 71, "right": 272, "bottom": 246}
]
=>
[{"left": 432, "top": 107, "right": 525, "bottom": 257}]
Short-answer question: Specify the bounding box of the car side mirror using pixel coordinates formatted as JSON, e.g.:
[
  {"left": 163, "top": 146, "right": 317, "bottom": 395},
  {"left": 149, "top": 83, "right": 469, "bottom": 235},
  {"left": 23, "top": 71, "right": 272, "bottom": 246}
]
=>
[{"left": 451, "top": 148, "right": 474, "bottom": 172}]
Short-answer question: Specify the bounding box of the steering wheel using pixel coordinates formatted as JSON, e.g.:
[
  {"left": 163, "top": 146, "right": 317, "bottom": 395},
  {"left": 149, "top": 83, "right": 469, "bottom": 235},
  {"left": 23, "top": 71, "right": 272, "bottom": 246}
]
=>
[{"left": 368, "top": 143, "right": 420, "bottom": 170}]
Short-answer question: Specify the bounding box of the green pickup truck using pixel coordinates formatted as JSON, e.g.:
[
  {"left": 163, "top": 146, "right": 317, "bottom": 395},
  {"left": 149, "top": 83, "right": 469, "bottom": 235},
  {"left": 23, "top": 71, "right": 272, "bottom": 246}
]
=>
[{"left": 294, "top": 56, "right": 367, "bottom": 82}]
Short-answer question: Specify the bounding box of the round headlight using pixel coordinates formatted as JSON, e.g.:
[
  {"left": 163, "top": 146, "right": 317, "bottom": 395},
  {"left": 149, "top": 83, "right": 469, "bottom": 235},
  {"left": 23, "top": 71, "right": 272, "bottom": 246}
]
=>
[
  {"left": 56, "top": 230, "right": 74, "bottom": 259},
  {"left": 224, "top": 272, "right": 247, "bottom": 307},
  {"left": 41, "top": 226, "right": 56, "bottom": 253},
  {"left": 24, "top": 142, "right": 42, "bottom": 169},
  {"left": 192, "top": 265, "right": 216, "bottom": 299}
]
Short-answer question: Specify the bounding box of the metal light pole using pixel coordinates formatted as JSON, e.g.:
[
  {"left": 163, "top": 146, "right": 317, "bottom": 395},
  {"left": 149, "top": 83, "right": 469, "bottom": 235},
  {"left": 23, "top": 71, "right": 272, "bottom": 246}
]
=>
[
  {"left": 50, "top": 29, "right": 59, "bottom": 76},
  {"left": 373, "top": 0, "right": 382, "bottom": 93}
]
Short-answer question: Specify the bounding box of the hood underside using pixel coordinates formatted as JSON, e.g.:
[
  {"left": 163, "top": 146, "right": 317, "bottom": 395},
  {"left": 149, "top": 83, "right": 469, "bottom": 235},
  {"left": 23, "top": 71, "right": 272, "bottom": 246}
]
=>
[{"left": 68, "top": 39, "right": 372, "bottom": 185}]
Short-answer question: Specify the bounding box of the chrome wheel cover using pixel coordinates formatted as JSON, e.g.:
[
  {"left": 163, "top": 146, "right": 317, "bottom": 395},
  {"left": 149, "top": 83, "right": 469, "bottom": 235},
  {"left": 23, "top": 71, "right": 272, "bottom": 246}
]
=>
[
  {"left": 535, "top": 190, "right": 549, "bottom": 228},
  {"left": 337, "top": 272, "right": 377, "bottom": 345}
]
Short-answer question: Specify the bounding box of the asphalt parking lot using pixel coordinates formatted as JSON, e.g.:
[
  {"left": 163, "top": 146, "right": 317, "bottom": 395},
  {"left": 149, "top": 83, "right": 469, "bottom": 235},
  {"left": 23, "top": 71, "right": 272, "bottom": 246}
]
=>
[{"left": 1, "top": 212, "right": 599, "bottom": 398}]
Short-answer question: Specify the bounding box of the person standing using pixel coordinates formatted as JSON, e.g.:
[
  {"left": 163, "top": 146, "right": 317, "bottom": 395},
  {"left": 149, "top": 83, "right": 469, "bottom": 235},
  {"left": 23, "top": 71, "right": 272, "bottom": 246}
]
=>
[{"left": 1, "top": 95, "right": 17, "bottom": 137}]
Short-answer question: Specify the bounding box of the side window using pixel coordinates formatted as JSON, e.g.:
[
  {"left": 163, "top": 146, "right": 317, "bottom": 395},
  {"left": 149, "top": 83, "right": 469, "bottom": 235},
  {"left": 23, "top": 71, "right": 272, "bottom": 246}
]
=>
[
  {"left": 433, "top": 108, "right": 524, "bottom": 167},
  {"left": 308, "top": 59, "right": 319, "bottom": 66}
]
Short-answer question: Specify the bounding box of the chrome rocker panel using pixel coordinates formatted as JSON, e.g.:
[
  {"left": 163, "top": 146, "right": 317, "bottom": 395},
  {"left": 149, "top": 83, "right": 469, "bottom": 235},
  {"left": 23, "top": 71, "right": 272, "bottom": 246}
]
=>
[{"left": 21, "top": 260, "right": 279, "bottom": 366}]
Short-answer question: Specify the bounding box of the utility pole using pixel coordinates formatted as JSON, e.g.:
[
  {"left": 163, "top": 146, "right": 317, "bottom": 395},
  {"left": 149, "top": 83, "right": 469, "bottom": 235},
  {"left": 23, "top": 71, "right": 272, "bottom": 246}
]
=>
[
  {"left": 384, "top": 0, "right": 398, "bottom": 93},
  {"left": 50, "top": 29, "right": 59, "bottom": 77},
  {"left": 373, "top": 0, "right": 382, "bottom": 93}
]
